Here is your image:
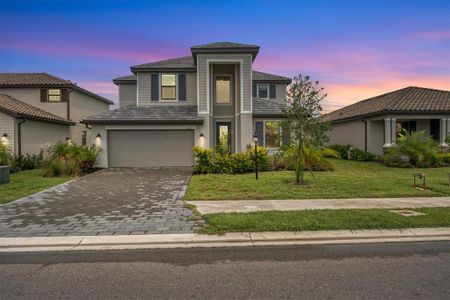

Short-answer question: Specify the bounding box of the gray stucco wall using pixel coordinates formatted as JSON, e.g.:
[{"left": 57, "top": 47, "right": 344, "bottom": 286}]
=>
[
  {"left": 327, "top": 120, "right": 366, "bottom": 150},
  {"left": 0, "top": 88, "right": 68, "bottom": 119},
  {"left": 368, "top": 120, "right": 384, "bottom": 154},
  {"left": 118, "top": 83, "right": 137, "bottom": 107},
  {"left": 0, "top": 111, "right": 15, "bottom": 154},
  {"left": 21, "top": 120, "right": 70, "bottom": 155}
]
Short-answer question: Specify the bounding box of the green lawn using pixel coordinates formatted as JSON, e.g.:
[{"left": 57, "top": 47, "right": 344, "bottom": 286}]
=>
[
  {"left": 0, "top": 169, "right": 72, "bottom": 204},
  {"left": 200, "top": 207, "right": 450, "bottom": 234},
  {"left": 185, "top": 159, "right": 450, "bottom": 200}
]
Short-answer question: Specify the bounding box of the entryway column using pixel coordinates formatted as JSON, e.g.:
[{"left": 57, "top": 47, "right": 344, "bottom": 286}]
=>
[
  {"left": 383, "top": 118, "right": 392, "bottom": 148},
  {"left": 440, "top": 118, "right": 448, "bottom": 147},
  {"left": 391, "top": 118, "right": 397, "bottom": 145}
]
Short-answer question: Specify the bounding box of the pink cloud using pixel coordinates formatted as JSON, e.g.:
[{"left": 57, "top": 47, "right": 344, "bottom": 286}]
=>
[{"left": 408, "top": 30, "right": 450, "bottom": 41}]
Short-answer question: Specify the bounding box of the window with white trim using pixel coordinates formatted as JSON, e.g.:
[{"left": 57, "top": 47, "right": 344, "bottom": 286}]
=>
[
  {"left": 264, "top": 121, "right": 281, "bottom": 148},
  {"left": 215, "top": 75, "right": 231, "bottom": 104},
  {"left": 258, "top": 84, "right": 268, "bottom": 99},
  {"left": 161, "top": 74, "right": 176, "bottom": 100},
  {"left": 48, "top": 89, "right": 62, "bottom": 102}
]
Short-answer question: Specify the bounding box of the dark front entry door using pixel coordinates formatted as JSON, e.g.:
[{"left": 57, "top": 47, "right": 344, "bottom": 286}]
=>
[{"left": 215, "top": 122, "right": 232, "bottom": 151}]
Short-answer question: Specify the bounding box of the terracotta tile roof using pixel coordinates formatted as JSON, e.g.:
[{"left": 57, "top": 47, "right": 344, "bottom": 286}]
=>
[
  {"left": 131, "top": 56, "right": 195, "bottom": 70},
  {"left": 0, "top": 73, "right": 71, "bottom": 87},
  {"left": 0, "top": 73, "right": 113, "bottom": 104},
  {"left": 0, "top": 94, "right": 75, "bottom": 125},
  {"left": 325, "top": 86, "right": 450, "bottom": 122}
]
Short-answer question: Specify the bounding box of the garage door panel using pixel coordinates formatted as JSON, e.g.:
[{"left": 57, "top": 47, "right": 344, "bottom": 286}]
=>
[{"left": 108, "top": 130, "right": 194, "bottom": 167}]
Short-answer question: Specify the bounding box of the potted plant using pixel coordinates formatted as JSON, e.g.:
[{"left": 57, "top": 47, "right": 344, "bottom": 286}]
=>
[{"left": 0, "top": 143, "right": 10, "bottom": 184}]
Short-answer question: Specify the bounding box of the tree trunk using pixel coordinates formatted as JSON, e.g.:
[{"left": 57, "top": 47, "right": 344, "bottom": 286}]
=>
[{"left": 295, "top": 139, "right": 304, "bottom": 185}]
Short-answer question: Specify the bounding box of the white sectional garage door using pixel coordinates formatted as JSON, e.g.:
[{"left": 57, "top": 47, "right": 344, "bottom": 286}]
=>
[{"left": 107, "top": 130, "right": 194, "bottom": 167}]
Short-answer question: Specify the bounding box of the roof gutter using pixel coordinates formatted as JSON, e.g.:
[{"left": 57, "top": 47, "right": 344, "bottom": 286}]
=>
[{"left": 81, "top": 119, "right": 204, "bottom": 125}]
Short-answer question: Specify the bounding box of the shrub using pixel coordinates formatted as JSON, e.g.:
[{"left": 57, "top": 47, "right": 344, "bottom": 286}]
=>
[
  {"left": 349, "top": 148, "right": 377, "bottom": 161},
  {"left": 0, "top": 143, "right": 9, "bottom": 166},
  {"left": 9, "top": 154, "right": 43, "bottom": 173},
  {"left": 382, "top": 130, "right": 440, "bottom": 168},
  {"left": 329, "top": 144, "right": 351, "bottom": 159},
  {"left": 284, "top": 146, "right": 335, "bottom": 172},
  {"left": 321, "top": 148, "right": 341, "bottom": 159},
  {"left": 43, "top": 142, "right": 101, "bottom": 177},
  {"left": 193, "top": 146, "right": 269, "bottom": 174}
]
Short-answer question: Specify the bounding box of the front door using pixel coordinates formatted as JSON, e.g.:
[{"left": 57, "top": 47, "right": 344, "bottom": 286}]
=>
[{"left": 215, "top": 122, "right": 232, "bottom": 152}]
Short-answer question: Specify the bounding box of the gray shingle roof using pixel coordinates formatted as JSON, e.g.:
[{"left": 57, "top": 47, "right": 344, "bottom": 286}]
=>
[
  {"left": 131, "top": 56, "right": 195, "bottom": 70},
  {"left": 0, "top": 94, "right": 75, "bottom": 125},
  {"left": 0, "top": 73, "right": 113, "bottom": 104},
  {"left": 82, "top": 105, "right": 203, "bottom": 124},
  {"left": 191, "top": 42, "right": 260, "bottom": 49},
  {"left": 253, "top": 98, "right": 284, "bottom": 117},
  {"left": 253, "top": 70, "right": 291, "bottom": 83},
  {"left": 325, "top": 86, "right": 450, "bottom": 122}
]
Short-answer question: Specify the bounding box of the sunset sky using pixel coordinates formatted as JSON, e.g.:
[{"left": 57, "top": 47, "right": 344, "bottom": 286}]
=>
[{"left": 1, "top": 0, "right": 449, "bottom": 112}]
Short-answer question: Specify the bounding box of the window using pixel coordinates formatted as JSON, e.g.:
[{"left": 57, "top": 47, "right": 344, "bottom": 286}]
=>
[
  {"left": 48, "top": 89, "right": 61, "bottom": 102},
  {"left": 161, "top": 74, "right": 176, "bottom": 100},
  {"left": 215, "top": 75, "right": 231, "bottom": 104},
  {"left": 396, "top": 121, "right": 416, "bottom": 137},
  {"left": 81, "top": 131, "right": 87, "bottom": 146},
  {"left": 265, "top": 121, "right": 281, "bottom": 148},
  {"left": 258, "top": 85, "right": 268, "bottom": 98}
]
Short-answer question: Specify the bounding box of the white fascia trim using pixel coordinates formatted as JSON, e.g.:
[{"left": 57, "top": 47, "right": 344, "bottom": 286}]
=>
[
  {"left": 248, "top": 53, "right": 253, "bottom": 113},
  {"left": 206, "top": 58, "right": 244, "bottom": 115}
]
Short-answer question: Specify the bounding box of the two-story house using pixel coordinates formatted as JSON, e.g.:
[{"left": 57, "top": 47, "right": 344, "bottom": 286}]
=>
[
  {"left": 0, "top": 73, "right": 113, "bottom": 155},
  {"left": 82, "top": 42, "right": 291, "bottom": 167}
]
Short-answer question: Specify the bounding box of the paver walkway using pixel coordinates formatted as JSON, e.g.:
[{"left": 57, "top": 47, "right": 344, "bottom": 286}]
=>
[
  {"left": 0, "top": 168, "right": 203, "bottom": 237},
  {"left": 187, "top": 197, "right": 450, "bottom": 214}
]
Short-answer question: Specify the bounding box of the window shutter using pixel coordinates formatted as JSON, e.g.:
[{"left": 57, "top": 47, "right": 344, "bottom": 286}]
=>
[
  {"left": 252, "top": 84, "right": 257, "bottom": 98},
  {"left": 269, "top": 84, "right": 276, "bottom": 99},
  {"left": 151, "top": 74, "right": 159, "bottom": 101},
  {"left": 178, "top": 74, "right": 186, "bottom": 101},
  {"left": 255, "top": 121, "right": 264, "bottom": 147},
  {"left": 61, "top": 89, "right": 70, "bottom": 102},
  {"left": 40, "top": 89, "right": 48, "bottom": 102}
]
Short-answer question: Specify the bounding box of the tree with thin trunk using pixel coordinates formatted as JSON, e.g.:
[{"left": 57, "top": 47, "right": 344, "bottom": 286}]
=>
[{"left": 282, "top": 74, "right": 329, "bottom": 185}]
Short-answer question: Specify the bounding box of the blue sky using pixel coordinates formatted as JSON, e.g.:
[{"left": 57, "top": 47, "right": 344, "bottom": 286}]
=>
[{"left": 1, "top": 0, "right": 449, "bottom": 111}]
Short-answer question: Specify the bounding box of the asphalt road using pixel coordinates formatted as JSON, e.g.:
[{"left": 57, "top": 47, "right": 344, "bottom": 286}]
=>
[{"left": 1, "top": 241, "right": 449, "bottom": 299}]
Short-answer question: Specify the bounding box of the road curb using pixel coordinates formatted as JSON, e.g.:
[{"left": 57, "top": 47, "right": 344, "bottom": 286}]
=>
[{"left": 0, "top": 228, "right": 449, "bottom": 252}]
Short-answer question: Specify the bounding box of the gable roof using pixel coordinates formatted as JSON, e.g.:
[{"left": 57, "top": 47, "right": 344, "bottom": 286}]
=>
[
  {"left": 82, "top": 105, "right": 203, "bottom": 125},
  {"left": 0, "top": 73, "right": 113, "bottom": 104},
  {"left": 0, "top": 94, "right": 75, "bottom": 125},
  {"left": 253, "top": 98, "right": 284, "bottom": 117},
  {"left": 131, "top": 56, "right": 195, "bottom": 72},
  {"left": 253, "top": 70, "right": 291, "bottom": 84},
  {"left": 325, "top": 86, "right": 450, "bottom": 123}
]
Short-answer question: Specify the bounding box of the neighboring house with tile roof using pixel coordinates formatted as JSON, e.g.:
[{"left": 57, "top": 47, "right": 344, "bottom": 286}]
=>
[
  {"left": 0, "top": 73, "right": 112, "bottom": 155},
  {"left": 325, "top": 87, "right": 450, "bottom": 155},
  {"left": 82, "top": 42, "right": 291, "bottom": 167}
]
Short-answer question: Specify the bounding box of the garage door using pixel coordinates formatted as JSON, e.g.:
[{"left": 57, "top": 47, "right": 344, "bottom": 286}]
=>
[{"left": 108, "top": 130, "right": 194, "bottom": 167}]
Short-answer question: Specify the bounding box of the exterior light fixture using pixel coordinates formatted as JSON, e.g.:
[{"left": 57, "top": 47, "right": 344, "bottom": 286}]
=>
[
  {"left": 2, "top": 133, "right": 7, "bottom": 138},
  {"left": 96, "top": 134, "right": 101, "bottom": 138},
  {"left": 253, "top": 132, "right": 259, "bottom": 180},
  {"left": 199, "top": 133, "right": 204, "bottom": 137}
]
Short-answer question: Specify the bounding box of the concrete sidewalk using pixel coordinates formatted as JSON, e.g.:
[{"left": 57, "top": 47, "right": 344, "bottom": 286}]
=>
[
  {"left": 186, "top": 197, "right": 450, "bottom": 214},
  {"left": 0, "top": 227, "right": 449, "bottom": 252}
]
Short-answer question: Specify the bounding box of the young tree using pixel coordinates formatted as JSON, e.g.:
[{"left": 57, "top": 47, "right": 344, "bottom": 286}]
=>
[{"left": 282, "top": 74, "right": 329, "bottom": 185}]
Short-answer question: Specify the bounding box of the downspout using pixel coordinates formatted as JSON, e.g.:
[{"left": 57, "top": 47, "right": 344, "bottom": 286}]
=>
[
  {"left": 17, "top": 119, "right": 26, "bottom": 156},
  {"left": 361, "top": 119, "right": 367, "bottom": 151}
]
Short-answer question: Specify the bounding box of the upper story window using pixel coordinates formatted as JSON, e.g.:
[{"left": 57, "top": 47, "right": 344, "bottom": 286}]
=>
[
  {"left": 161, "top": 74, "right": 176, "bottom": 100},
  {"left": 215, "top": 75, "right": 231, "bottom": 104},
  {"left": 48, "top": 89, "right": 62, "bottom": 102},
  {"left": 258, "top": 85, "right": 268, "bottom": 99}
]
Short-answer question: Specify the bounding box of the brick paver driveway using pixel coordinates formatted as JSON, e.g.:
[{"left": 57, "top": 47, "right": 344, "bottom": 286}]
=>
[{"left": 0, "top": 168, "right": 203, "bottom": 237}]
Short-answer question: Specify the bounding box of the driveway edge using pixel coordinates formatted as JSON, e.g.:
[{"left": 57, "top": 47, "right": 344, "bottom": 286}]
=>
[{"left": 0, "top": 227, "right": 449, "bottom": 252}]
